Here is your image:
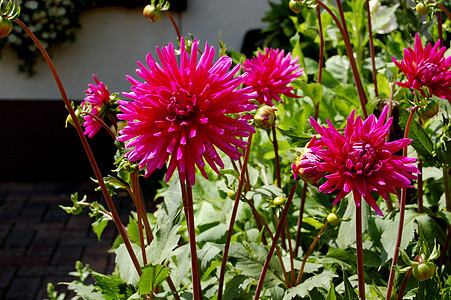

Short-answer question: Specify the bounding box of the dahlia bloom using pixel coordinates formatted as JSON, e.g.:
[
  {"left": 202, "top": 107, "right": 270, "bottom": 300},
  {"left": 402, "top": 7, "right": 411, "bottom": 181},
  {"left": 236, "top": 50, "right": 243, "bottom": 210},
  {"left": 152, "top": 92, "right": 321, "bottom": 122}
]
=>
[
  {"left": 118, "top": 39, "right": 257, "bottom": 185},
  {"left": 242, "top": 48, "right": 303, "bottom": 106},
  {"left": 81, "top": 75, "right": 111, "bottom": 138},
  {"left": 309, "top": 106, "right": 419, "bottom": 216},
  {"left": 393, "top": 33, "right": 451, "bottom": 101}
]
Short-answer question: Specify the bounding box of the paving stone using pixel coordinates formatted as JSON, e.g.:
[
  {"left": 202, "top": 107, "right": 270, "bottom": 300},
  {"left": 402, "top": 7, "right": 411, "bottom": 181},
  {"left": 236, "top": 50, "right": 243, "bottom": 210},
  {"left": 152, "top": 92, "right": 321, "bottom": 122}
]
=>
[
  {"left": 27, "top": 236, "right": 58, "bottom": 256},
  {"left": 51, "top": 245, "right": 83, "bottom": 266},
  {"left": 5, "top": 276, "right": 41, "bottom": 299},
  {"left": 4, "top": 230, "right": 35, "bottom": 248},
  {"left": 21, "top": 201, "right": 48, "bottom": 220},
  {"left": 18, "top": 264, "right": 74, "bottom": 277},
  {"left": 43, "top": 205, "right": 68, "bottom": 223},
  {"left": 82, "top": 245, "right": 112, "bottom": 273},
  {"left": 1, "top": 195, "right": 27, "bottom": 214},
  {"left": 0, "top": 266, "right": 17, "bottom": 288},
  {"left": 66, "top": 214, "right": 92, "bottom": 230}
]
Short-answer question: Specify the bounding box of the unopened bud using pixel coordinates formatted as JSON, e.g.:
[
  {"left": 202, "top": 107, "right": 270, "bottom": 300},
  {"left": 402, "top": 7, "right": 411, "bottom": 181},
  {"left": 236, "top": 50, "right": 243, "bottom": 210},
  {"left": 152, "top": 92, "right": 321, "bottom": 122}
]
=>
[
  {"left": 227, "top": 190, "right": 236, "bottom": 200},
  {"left": 416, "top": 3, "right": 428, "bottom": 16},
  {"left": 289, "top": 0, "right": 303, "bottom": 14},
  {"left": 0, "top": 17, "right": 12, "bottom": 39},
  {"left": 417, "top": 99, "right": 439, "bottom": 120},
  {"left": 254, "top": 106, "right": 276, "bottom": 130},
  {"left": 292, "top": 137, "right": 324, "bottom": 184},
  {"left": 143, "top": 4, "right": 161, "bottom": 22},
  {"left": 273, "top": 196, "right": 285, "bottom": 205}
]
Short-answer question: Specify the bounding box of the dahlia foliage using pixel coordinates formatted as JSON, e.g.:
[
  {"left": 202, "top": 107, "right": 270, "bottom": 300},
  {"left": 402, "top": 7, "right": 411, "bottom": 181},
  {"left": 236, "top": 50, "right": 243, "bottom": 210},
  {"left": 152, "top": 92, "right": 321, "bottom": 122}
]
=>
[
  {"left": 118, "top": 39, "right": 257, "bottom": 185},
  {"left": 393, "top": 33, "right": 451, "bottom": 101},
  {"left": 81, "top": 75, "right": 111, "bottom": 138},
  {"left": 243, "top": 48, "right": 303, "bottom": 106},
  {"left": 308, "top": 106, "right": 420, "bottom": 216}
]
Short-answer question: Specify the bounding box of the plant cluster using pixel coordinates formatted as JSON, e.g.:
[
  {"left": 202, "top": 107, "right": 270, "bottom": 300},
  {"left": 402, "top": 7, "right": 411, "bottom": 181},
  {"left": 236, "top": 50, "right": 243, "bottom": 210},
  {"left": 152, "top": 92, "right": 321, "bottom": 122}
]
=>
[{"left": 2, "top": 0, "right": 451, "bottom": 299}]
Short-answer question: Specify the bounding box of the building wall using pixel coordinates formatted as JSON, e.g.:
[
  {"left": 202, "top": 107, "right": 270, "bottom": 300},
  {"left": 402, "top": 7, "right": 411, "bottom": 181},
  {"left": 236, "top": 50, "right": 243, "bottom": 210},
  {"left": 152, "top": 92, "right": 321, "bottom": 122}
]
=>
[{"left": 0, "top": 1, "right": 271, "bottom": 101}]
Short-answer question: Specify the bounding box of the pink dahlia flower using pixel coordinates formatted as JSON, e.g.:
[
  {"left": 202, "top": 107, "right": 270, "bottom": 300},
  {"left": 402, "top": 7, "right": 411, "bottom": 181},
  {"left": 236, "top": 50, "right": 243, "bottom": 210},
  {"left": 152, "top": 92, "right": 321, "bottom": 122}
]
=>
[
  {"left": 118, "top": 39, "right": 257, "bottom": 185},
  {"left": 310, "top": 106, "right": 419, "bottom": 216},
  {"left": 81, "top": 75, "right": 111, "bottom": 138},
  {"left": 242, "top": 48, "right": 303, "bottom": 106},
  {"left": 393, "top": 33, "right": 451, "bottom": 101}
]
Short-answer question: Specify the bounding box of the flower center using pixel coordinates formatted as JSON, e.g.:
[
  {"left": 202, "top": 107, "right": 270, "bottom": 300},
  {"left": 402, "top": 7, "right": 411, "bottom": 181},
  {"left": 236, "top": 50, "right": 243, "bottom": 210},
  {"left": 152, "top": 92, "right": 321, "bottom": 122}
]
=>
[
  {"left": 345, "top": 142, "right": 378, "bottom": 176},
  {"left": 418, "top": 62, "right": 443, "bottom": 83},
  {"left": 167, "top": 91, "right": 196, "bottom": 121}
]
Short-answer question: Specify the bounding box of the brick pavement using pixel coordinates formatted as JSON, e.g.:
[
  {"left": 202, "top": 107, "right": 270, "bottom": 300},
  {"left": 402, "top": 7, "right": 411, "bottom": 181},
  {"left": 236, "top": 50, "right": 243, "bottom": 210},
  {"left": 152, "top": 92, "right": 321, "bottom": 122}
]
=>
[{"left": 0, "top": 182, "right": 130, "bottom": 300}]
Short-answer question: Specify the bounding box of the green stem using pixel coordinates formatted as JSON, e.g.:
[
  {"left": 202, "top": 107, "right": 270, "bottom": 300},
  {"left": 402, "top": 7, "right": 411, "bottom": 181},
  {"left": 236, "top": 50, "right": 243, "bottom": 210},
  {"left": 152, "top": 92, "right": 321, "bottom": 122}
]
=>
[
  {"left": 296, "top": 221, "right": 328, "bottom": 284},
  {"left": 315, "top": 0, "right": 368, "bottom": 118},
  {"left": 366, "top": 0, "right": 378, "bottom": 98},
  {"left": 356, "top": 204, "right": 365, "bottom": 299},
  {"left": 385, "top": 106, "right": 418, "bottom": 300},
  {"left": 254, "top": 182, "right": 299, "bottom": 300},
  {"left": 272, "top": 125, "right": 281, "bottom": 188},
  {"left": 294, "top": 182, "right": 308, "bottom": 257},
  {"left": 15, "top": 18, "right": 142, "bottom": 275},
  {"left": 180, "top": 180, "right": 202, "bottom": 300},
  {"left": 217, "top": 134, "right": 253, "bottom": 300}
]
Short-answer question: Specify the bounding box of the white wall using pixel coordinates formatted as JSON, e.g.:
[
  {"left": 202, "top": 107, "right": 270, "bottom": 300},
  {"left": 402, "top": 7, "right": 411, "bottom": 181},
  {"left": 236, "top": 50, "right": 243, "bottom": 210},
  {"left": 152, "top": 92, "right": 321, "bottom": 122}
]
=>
[{"left": 0, "top": 1, "right": 270, "bottom": 100}]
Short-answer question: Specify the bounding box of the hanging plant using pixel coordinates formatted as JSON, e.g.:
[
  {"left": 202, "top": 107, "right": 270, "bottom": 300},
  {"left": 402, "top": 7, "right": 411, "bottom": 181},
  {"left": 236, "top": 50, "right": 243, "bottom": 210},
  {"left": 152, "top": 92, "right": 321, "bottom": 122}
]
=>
[{"left": 0, "top": 0, "right": 85, "bottom": 75}]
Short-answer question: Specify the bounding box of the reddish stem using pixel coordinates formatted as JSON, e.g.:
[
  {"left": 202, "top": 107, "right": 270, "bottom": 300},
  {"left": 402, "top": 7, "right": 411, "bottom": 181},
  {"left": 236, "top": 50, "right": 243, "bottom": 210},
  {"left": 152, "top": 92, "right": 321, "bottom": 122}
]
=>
[
  {"left": 316, "top": 6, "right": 324, "bottom": 84},
  {"left": 254, "top": 182, "right": 298, "bottom": 300},
  {"left": 315, "top": 0, "right": 368, "bottom": 118},
  {"left": 218, "top": 134, "right": 253, "bottom": 300},
  {"left": 366, "top": 0, "right": 378, "bottom": 98},
  {"left": 294, "top": 182, "right": 308, "bottom": 256},
  {"left": 165, "top": 11, "right": 182, "bottom": 40},
  {"left": 356, "top": 204, "right": 365, "bottom": 299},
  {"left": 385, "top": 106, "right": 418, "bottom": 300},
  {"left": 272, "top": 125, "right": 282, "bottom": 188},
  {"left": 15, "top": 18, "right": 142, "bottom": 275},
  {"left": 296, "top": 222, "right": 328, "bottom": 284}
]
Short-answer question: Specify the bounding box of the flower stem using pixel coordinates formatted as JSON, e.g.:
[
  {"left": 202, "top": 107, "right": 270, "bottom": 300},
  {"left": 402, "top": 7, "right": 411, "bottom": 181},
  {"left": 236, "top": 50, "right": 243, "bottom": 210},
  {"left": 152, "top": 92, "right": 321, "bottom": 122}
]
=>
[
  {"left": 294, "top": 182, "right": 308, "bottom": 256},
  {"left": 443, "top": 166, "right": 451, "bottom": 211},
  {"left": 438, "top": 4, "right": 451, "bottom": 22},
  {"left": 315, "top": 0, "right": 368, "bottom": 118},
  {"left": 296, "top": 221, "right": 328, "bottom": 284},
  {"left": 356, "top": 204, "right": 365, "bottom": 300},
  {"left": 165, "top": 10, "right": 181, "bottom": 41},
  {"left": 130, "top": 172, "right": 154, "bottom": 244},
  {"left": 272, "top": 125, "right": 281, "bottom": 188},
  {"left": 365, "top": 0, "right": 378, "bottom": 98},
  {"left": 385, "top": 106, "right": 418, "bottom": 300},
  {"left": 254, "top": 182, "right": 298, "bottom": 300},
  {"left": 15, "top": 18, "right": 142, "bottom": 275},
  {"left": 180, "top": 180, "right": 202, "bottom": 300},
  {"left": 316, "top": 5, "right": 324, "bottom": 84},
  {"left": 417, "top": 158, "right": 423, "bottom": 213},
  {"left": 397, "top": 268, "right": 413, "bottom": 300},
  {"left": 285, "top": 220, "right": 295, "bottom": 286},
  {"left": 437, "top": 11, "right": 443, "bottom": 47},
  {"left": 217, "top": 134, "right": 253, "bottom": 300}
]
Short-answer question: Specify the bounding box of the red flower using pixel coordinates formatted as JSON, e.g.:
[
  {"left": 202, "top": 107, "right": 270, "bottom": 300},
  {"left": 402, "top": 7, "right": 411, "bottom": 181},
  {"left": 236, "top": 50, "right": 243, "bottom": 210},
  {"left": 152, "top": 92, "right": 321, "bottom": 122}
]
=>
[
  {"left": 310, "top": 106, "right": 419, "bottom": 216},
  {"left": 118, "top": 39, "right": 257, "bottom": 185},
  {"left": 243, "top": 48, "right": 303, "bottom": 106},
  {"left": 393, "top": 33, "right": 451, "bottom": 101}
]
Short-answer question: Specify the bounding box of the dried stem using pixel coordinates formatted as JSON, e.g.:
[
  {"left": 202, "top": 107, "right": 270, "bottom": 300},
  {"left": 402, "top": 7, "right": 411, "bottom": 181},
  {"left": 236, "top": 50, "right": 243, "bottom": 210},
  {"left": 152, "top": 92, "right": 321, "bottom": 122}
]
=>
[
  {"left": 15, "top": 18, "right": 142, "bottom": 274},
  {"left": 385, "top": 106, "right": 418, "bottom": 300},
  {"left": 218, "top": 134, "right": 253, "bottom": 300},
  {"left": 254, "top": 182, "right": 298, "bottom": 300}
]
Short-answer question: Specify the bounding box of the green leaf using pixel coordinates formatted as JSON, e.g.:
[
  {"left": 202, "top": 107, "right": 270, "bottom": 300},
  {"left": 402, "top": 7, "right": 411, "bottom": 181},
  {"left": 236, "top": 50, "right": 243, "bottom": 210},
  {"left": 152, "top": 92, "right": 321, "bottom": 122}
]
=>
[
  {"left": 137, "top": 264, "right": 169, "bottom": 295},
  {"left": 436, "top": 210, "right": 451, "bottom": 226},
  {"left": 146, "top": 223, "right": 181, "bottom": 265},
  {"left": 92, "top": 215, "right": 109, "bottom": 241},
  {"left": 197, "top": 223, "right": 228, "bottom": 243},
  {"left": 197, "top": 243, "right": 221, "bottom": 274},
  {"left": 283, "top": 270, "right": 338, "bottom": 299},
  {"left": 342, "top": 272, "right": 359, "bottom": 300},
  {"left": 115, "top": 243, "right": 143, "bottom": 285},
  {"left": 325, "top": 283, "right": 337, "bottom": 300},
  {"left": 92, "top": 274, "right": 135, "bottom": 300},
  {"left": 67, "top": 282, "right": 104, "bottom": 300},
  {"left": 127, "top": 216, "right": 141, "bottom": 245},
  {"left": 276, "top": 127, "right": 313, "bottom": 148},
  {"left": 229, "top": 242, "right": 284, "bottom": 289},
  {"left": 223, "top": 275, "right": 248, "bottom": 300},
  {"left": 398, "top": 105, "right": 435, "bottom": 161}
]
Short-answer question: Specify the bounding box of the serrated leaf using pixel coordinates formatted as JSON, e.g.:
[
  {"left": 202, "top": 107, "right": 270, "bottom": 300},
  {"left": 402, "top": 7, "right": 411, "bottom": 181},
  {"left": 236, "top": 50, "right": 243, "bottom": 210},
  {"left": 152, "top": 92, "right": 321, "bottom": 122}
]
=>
[
  {"left": 67, "top": 282, "right": 104, "bottom": 300},
  {"left": 436, "top": 211, "right": 451, "bottom": 225},
  {"left": 92, "top": 215, "right": 109, "bottom": 241},
  {"left": 276, "top": 127, "right": 313, "bottom": 148},
  {"left": 398, "top": 105, "right": 435, "bottom": 161},
  {"left": 127, "top": 216, "right": 141, "bottom": 245},
  {"left": 137, "top": 264, "right": 169, "bottom": 295},
  {"left": 115, "top": 243, "right": 143, "bottom": 285},
  {"left": 223, "top": 275, "right": 248, "bottom": 300},
  {"left": 342, "top": 272, "right": 359, "bottom": 300},
  {"left": 92, "top": 274, "right": 134, "bottom": 300},
  {"left": 283, "top": 270, "right": 338, "bottom": 299}
]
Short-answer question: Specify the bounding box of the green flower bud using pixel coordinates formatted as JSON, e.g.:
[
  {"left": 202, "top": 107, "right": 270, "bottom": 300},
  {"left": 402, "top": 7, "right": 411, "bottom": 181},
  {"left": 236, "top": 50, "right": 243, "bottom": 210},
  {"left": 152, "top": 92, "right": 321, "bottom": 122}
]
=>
[
  {"left": 326, "top": 213, "right": 340, "bottom": 226},
  {"left": 416, "top": 3, "right": 428, "bottom": 16},
  {"left": 0, "top": 17, "right": 12, "bottom": 39},
  {"left": 273, "top": 196, "right": 285, "bottom": 205},
  {"left": 254, "top": 106, "right": 276, "bottom": 130},
  {"left": 417, "top": 99, "right": 439, "bottom": 120},
  {"left": 143, "top": 4, "right": 162, "bottom": 22},
  {"left": 227, "top": 190, "right": 236, "bottom": 200},
  {"left": 289, "top": 0, "right": 303, "bottom": 14}
]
